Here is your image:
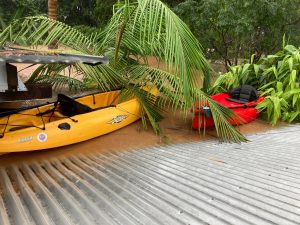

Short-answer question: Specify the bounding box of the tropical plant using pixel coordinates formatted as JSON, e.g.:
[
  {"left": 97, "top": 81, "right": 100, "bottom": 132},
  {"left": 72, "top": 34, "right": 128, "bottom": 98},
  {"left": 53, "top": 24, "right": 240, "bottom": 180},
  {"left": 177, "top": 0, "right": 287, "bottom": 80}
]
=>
[
  {"left": 174, "top": 0, "right": 300, "bottom": 68},
  {"left": 47, "top": 0, "right": 58, "bottom": 49},
  {"left": 0, "top": 0, "right": 246, "bottom": 142},
  {"left": 211, "top": 44, "right": 300, "bottom": 125},
  {"left": 0, "top": 0, "right": 47, "bottom": 31},
  {"left": 48, "top": 0, "right": 58, "bottom": 20},
  {"left": 92, "top": 0, "right": 115, "bottom": 28}
]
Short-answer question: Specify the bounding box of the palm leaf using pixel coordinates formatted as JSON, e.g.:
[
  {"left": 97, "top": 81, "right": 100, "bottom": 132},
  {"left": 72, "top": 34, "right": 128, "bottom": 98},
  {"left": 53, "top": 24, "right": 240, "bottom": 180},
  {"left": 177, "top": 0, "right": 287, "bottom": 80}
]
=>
[
  {"left": 192, "top": 88, "right": 247, "bottom": 142},
  {"left": 0, "top": 16, "right": 96, "bottom": 53},
  {"left": 119, "top": 84, "right": 164, "bottom": 134},
  {"left": 26, "top": 64, "right": 88, "bottom": 91},
  {"left": 101, "top": 0, "right": 211, "bottom": 92},
  {"left": 0, "top": 0, "right": 246, "bottom": 142}
]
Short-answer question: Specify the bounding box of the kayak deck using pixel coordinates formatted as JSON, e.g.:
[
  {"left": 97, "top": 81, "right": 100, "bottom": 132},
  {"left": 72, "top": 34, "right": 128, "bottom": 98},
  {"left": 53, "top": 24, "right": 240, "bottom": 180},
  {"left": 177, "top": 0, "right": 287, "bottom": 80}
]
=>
[
  {"left": 193, "top": 93, "right": 265, "bottom": 129},
  {"left": 0, "top": 90, "right": 141, "bottom": 152}
]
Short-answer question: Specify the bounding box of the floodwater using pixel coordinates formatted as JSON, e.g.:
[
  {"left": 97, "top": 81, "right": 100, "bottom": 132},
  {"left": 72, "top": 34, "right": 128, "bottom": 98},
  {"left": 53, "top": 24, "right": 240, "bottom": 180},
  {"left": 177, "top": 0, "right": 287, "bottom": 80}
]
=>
[
  {"left": 0, "top": 109, "right": 277, "bottom": 167},
  {"left": 0, "top": 58, "right": 279, "bottom": 167}
]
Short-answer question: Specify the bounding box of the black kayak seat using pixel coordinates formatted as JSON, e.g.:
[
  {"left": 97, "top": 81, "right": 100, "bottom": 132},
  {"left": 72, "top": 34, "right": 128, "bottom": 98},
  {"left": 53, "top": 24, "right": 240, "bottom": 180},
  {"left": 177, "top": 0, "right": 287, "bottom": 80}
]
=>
[
  {"left": 227, "top": 85, "right": 259, "bottom": 104},
  {"left": 0, "top": 94, "right": 93, "bottom": 118},
  {"left": 0, "top": 93, "right": 114, "bottom": 119},
  {"left": 57, "top": 94, "right": 93, "bottom": 117},
  {"left": 56, "top": 94, "right": 116, "bottom": 117}
]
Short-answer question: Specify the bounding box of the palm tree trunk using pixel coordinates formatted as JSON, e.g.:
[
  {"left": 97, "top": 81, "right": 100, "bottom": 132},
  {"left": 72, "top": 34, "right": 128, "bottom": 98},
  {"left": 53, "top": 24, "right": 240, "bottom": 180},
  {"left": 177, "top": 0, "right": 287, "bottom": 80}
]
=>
[
  {"left": 48, "top": 0, "right": 58, "bottom": 49},
  {"left": 48, "top": 0, "right": 58, "bottom": 20}
]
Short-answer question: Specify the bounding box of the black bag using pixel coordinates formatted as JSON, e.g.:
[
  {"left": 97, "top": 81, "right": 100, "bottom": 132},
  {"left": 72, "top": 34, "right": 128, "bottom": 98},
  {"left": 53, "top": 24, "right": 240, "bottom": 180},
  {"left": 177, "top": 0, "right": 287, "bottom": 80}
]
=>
[
  {"left": 227, "top": 85, "right": 259, "bottom": 104},
  {"left": 57, "top": 94, "right": 93, "bottom": 117}
]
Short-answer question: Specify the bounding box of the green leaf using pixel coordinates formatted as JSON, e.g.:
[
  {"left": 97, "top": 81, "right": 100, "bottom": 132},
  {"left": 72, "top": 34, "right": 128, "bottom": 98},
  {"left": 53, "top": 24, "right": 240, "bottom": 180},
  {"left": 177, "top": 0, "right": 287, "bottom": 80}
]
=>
[
  {"left": 276, "top": 82, "right": 283, "bottom": 92},
  {"left": 253, "top": 64, "right": 260, "bottom": 77},
  {"left": 288, "top": 57, "right": 294, "bottom": 71},
  {"left": 284, "top": 45, "right": 297, "bottom": 53}
]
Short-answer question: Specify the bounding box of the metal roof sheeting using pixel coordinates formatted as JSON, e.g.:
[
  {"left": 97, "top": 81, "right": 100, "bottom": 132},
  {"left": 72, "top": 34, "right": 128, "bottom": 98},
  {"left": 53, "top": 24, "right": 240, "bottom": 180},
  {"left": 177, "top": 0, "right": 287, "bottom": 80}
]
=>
[
  {"left": 0, "top": 53, "right": 109, "bottom": 65},
  {"left": 0, "top": 125, "right": 300, "bottom": 225}
]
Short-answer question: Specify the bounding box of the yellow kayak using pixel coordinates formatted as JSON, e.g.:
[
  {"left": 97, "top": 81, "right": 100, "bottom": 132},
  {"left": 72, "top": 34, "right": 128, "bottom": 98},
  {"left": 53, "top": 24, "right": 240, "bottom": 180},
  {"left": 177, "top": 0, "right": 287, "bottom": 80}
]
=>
[{"left": 0, "top": 89, "right": 145, "bottom": 153}]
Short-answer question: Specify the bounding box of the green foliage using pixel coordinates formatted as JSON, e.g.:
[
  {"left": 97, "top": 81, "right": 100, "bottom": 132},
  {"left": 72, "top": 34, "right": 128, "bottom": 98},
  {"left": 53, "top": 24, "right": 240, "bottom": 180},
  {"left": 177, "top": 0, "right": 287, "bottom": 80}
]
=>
[
  {"left": 211, "top": 45, "right": 300, "bottom": 125},
  {"left": 73, "top": 25, "right": 101, "bottom": 37},
  {"left": 59, "top": 0, "right": 97, "bottom": 26},
  {"left": 62, "top": 0, "right": 184, "bottom": 27},
  {"left": 161, "top": 0, "right": 185, "bottom": 7},
  {"left": 0, "top": 0, "right": 247, "bottom": 142},
  {"left": 25, "top": 64, "right": 90, "bottom": 91},
  {"left": 0, "top": 0, "right": 47, "bottom": 31},
  {"left": 0, "top": 0, "right": 111, "bottom": 29},
  {"left": 174, "top": 0, "right": 300, "bottom": 67},
  {"left": 93, "top": 0, "right": 116, "bottom": 28}
]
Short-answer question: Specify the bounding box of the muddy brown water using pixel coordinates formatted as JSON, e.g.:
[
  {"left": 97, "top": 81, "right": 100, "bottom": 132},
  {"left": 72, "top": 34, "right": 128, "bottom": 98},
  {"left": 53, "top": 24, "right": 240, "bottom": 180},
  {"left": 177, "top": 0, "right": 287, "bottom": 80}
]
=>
[
  {"left": 0, "top": 57, "right": 279, "bottom": 167},
  {"left": 0, "top": 111, "right": 278, "bottom": 167}
]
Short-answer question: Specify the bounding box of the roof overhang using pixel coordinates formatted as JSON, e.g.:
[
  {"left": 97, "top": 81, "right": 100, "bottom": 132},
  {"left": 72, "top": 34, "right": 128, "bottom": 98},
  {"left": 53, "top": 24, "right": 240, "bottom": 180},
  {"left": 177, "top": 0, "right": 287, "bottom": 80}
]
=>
[{"left": 0, "top": 53, "right": 109, "bottom": 66}]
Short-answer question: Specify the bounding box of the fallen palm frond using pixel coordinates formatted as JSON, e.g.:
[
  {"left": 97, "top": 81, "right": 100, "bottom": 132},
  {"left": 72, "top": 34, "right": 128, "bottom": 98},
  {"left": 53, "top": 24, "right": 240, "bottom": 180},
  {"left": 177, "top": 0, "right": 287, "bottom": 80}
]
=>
[{"left": 0, "top": 0, "right": 246, "bottom": 142}]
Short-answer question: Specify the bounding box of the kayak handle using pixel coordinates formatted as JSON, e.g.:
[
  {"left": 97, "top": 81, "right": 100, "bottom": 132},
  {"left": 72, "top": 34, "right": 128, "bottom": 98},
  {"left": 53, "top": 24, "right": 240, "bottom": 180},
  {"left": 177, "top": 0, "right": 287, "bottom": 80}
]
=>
[{"left": 227, "top": 104, "right": 257, "bottom": 109}]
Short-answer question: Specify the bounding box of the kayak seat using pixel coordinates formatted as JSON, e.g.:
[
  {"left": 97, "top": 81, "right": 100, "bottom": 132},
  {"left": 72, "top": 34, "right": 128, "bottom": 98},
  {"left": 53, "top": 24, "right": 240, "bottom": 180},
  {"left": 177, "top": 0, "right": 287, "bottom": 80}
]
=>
[
  {"left": 227, "top": 85, "right": 259, "bottom": 104},
  {"left": 57, "top": 94, "right": 93, "bottom": 117},
  {"left": 56, "top": 94, "right": 116, "bottom": 117},
  {"left": 39, "top": 94, "right": 116, "bottom": 120}
]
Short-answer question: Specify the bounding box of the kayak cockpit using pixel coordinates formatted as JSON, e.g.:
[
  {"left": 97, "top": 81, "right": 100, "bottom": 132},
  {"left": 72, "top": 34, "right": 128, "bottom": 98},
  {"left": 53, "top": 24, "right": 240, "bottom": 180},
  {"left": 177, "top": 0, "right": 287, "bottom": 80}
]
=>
[{"left": 0, "top": 90, "right": 122, "bottom": 136}]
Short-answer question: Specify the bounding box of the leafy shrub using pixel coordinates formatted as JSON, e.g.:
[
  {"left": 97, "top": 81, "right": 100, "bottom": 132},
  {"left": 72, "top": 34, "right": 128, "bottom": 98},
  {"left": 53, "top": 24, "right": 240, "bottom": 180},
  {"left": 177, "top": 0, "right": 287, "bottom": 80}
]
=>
[
  {"left": 73, "top": 25, "right": 101, "bottom": 37},
  {"left": 174, "top": 0, "right": 300, "bottom": 67},
  {"left": 210, "top": 45, "right": 300, "bottom": 125}
]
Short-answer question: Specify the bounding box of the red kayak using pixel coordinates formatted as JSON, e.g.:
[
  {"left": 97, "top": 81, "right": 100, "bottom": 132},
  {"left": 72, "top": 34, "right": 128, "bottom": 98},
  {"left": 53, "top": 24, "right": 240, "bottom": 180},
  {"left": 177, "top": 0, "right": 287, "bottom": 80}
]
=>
[{"left": 192, "top": 93, "right": 265, "bottom": 129}]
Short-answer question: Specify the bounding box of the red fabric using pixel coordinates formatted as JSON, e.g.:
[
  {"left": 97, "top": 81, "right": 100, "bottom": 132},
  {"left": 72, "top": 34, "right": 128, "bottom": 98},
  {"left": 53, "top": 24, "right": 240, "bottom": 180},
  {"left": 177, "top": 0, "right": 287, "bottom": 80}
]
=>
[{"left": 192, "top": 93, "right": 265, "bottom": 129}]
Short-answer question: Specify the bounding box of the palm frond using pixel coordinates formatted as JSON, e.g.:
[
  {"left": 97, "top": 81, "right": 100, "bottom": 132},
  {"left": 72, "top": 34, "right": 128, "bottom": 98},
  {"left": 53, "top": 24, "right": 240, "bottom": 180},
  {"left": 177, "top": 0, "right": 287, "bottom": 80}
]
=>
[
  {"left": 101, "top": 0, "right": 211, "bottom": 92},
  {"left": 26, "top": 64, "right": 88, "bottom": 91},
  {"left": 192, "top": 88, "right": 247, "bottom": 142},
  {"left": 128, "top": 65, "right": 246, "bottom": 141},
  {"left": 0, "top": 16, "right": 96, "bottom": 53},
  {"left": 74, "top": 64, "right": 123, "bottom": 91},
  {"left": 127, "top": 65, "right": 184, "bottom": 109},
  {"left": 0, "top": 1, "right": 246, "bottom": 142},
  {"left": 26, "top": 64, "right": 70, "bottom": 83},
  {"left": 31, "top": 74, "right": 87, "bottom": 91},
  {"left": 27, "top": 63, "right": 125, "bottom": 92},
  {"left": 121, "top": 84, "right": 164, "bottom": 134}
]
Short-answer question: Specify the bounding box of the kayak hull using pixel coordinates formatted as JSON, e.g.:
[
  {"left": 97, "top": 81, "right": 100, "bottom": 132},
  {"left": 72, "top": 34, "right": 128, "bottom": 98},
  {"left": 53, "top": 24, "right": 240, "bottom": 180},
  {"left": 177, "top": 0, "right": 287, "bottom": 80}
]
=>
[
  {"left": 192, "top": 93, "right": 264, "bottom": 129},
  {"left": 0, "top": 90, "right": 143, "bottom": 153}
]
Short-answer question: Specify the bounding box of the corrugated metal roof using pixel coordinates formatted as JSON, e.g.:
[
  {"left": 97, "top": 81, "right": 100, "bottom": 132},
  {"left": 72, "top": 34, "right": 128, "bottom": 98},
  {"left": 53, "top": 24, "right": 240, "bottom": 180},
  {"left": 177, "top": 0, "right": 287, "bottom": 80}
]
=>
[
  {"left": 0, "top": 125, "right": 300, "bottom": 225},
  {"left": 0, "top": 53, "right": 108, "bottom": 65}
]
